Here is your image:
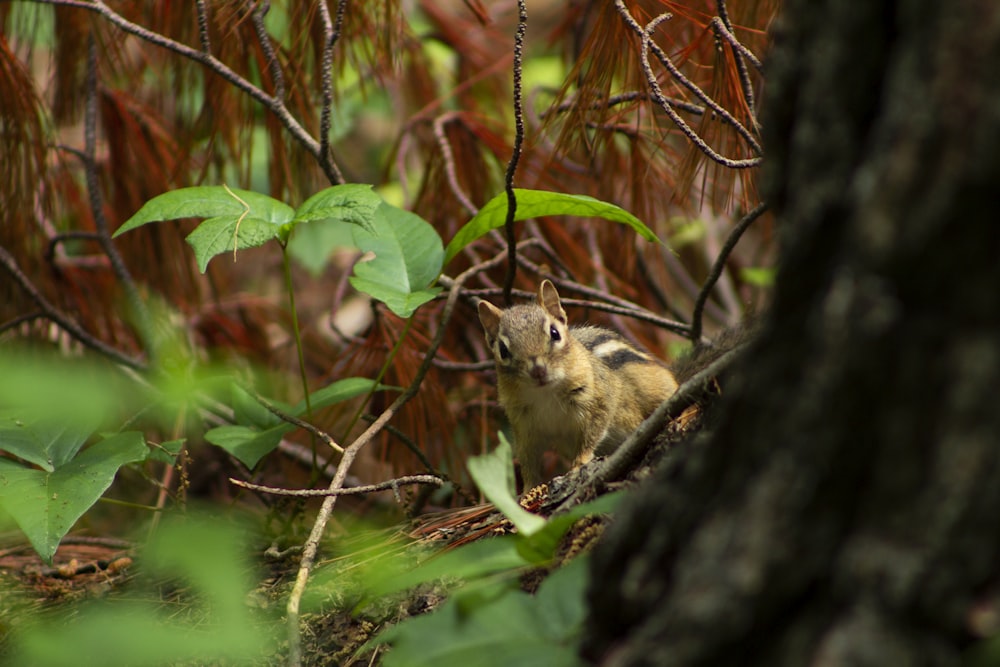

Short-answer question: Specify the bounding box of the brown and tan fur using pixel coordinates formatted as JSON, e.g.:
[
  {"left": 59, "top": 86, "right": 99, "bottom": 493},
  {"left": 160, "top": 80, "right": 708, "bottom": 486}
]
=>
[{"left": 478, "top": 280, "right": 678, "bottom": 489}]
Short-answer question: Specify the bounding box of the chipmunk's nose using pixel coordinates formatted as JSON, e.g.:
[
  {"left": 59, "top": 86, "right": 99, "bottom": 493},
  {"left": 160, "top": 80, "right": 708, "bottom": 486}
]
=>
[{"left": 529, "top": 363, "right": 548, "bottom": 384}]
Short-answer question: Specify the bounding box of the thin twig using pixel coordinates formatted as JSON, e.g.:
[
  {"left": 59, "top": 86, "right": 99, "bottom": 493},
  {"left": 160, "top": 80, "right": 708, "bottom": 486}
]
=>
[
  {"left": 614, "top": 0, "right": 762, "bottom": 161},
  {"left": 543, "top": 90, "right": 706, "bottom": 118},
  {"left": 712, "top": 9, "right": 764, "bottom": 70},
  {"left": 433, "top": 113, "right": 479, "bottom": 216},
  {"left": 0, "top": 311, "right": 44, "bottom": 335},
  {"left": 230, "top": 475, "right": 443, "bottom": 497},
  {"left": 243, "top": 385, "right": 345, "bottom": 455},
  {"left": 501, "top": 0, "right": 527, "bottom": 305},
  {"left": 82, "top": 37, "right": 154, "bottom": 351},
  {"left": 689, "top": 202, "right": 767, "bottom": 342},
  {"left": 251, "top": 1, "right": 285, "bottom": 101},
  {"left": 635, "top": 11, "right": 761, "bottom": 169},
  {"left": 37, "top": 0, "right": 344, "bottom": 185},
  {"left": 284, "top": 249, "right": 511, "bottom": 666},
  {"left": 194, "top": 0, "right": 211, "bottom": 53},
  {"left": 0, "top": 246, "right": 145, "bottom": 370},
  {"left": 45, "top": 230, "right": 102, "bottom": 263},
  {"left": 317, "top": 0, "right": 348, "bottom": 185},
  {"left": 712, "top": 0, "right": 759, "bottom": 122}
]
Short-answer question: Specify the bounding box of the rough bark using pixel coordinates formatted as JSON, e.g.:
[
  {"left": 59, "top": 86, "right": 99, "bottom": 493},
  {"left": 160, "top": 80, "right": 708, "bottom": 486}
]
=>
[{"left": 583, "top": 2, "right": 1000, "bottom": 665}]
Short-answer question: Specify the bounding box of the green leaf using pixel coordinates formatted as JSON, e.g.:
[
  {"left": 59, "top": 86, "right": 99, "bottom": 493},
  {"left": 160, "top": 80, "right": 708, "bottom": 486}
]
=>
[
  {"left": 467, "top": 434, "right": 546, "bottom": 536},
  {"left": 376, "top": 561, "right": 588, "bottom": 667},
  {"left": 445, "top": 189, "right": 660, "bottom": 265},
  {"left": 349, "top": 203, "right": 445, "bottom": 318},
  {"left": 230, "top": 384, "right": 284, "bottom": 430},
  {"left": 293, "top": 377, "right": 383, "bottom": 415},
  {"left": 207, "top": 378, "right": 382, "bottom": 469},
  {"left": 113, "top": 186, "right": 295, "bottom": 272},
  {"left": 114, "top": 186, "right": 294, "bottom": 236},
  {"left": 517, "top": 491, "right": 624, "bottom": 562},
  {"left": 0, "top": 410, "right": 98, "bottom": 472},
  {"left": 286, "top": 216, "right": 356, "bottom": 276},
  {"left": 184, "top": 215, "right": 282, "bottom": 273},
  {"left": 147, "top": 438, "right": 185, "bottom": 465},
  {"left": 0, "top": 431, "right": 147, "bottom": 564},
  {"left": 285, "top": 184, "right": 383, "bottom": 276},
  {"left": 12, "top": 512, "right": 273, "bottom": 665},
  {"left": 363, "top": 535, "right": 531, "bottom": 601},
  {"left": 292, "top": 183, "right": 382, "bottom": 231},
  {"left": 204, "top": 424, "right": 289, "bottom": 470}
]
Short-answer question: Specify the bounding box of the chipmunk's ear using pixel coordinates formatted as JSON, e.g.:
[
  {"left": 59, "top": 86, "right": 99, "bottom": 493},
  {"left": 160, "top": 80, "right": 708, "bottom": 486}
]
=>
[
  {"left": 477, "top": 300, "right": 502, "bottom": 339},
  {"left": 538, "top": 280, "right": 567, "bottom": 324}
]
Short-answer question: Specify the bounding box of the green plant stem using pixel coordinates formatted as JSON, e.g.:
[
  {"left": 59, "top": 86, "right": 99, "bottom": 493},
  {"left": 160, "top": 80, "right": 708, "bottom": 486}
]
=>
[
  {"left": 98, "top": 497, "right": 163, "bottom": 512},
  {"left": 320, "top": 315, "right": 415, "bottom": 477},
  {"left": 281, "top": 247, "right": 315, "bottom": 464}
]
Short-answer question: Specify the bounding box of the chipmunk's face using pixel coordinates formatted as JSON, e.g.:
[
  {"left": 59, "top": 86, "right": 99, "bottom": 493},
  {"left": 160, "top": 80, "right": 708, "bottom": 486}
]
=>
[{"left": 477, "top": 281, "right": 570, "bottom": 387}]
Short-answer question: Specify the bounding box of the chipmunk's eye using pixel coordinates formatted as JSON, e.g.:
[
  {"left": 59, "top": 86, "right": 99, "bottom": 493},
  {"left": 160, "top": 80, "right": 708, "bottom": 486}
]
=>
[
  {"left": 549, "top": 324, "right": 561, "bottom": 342},
  {"left": 498, "top": 341, "right": 510, "bottom": 360}
]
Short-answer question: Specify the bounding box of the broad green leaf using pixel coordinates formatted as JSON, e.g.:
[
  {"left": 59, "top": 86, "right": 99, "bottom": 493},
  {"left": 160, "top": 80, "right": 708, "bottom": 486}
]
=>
[
  {"left": 445, "top": 189, "right": 660, "bottom": 265},
  {"left": 0, "top": 410, "right": 98, "bottom": 472},
  {"left": 0, "top": 352, "right": 129, "bottom": 428},
  {"left": 207, "top": 378, "right": 382, "bottom": 468},
  {"left": 113, "top": 186, "right": 295, "bottom": 272},
  {"left": 467, "top": 434, "right": 546, "bottom": 536},
  {"left": 288, "top": 183, "right": 382, "bottom": 276},
  {"left": 13, "top": 513, "right": 273, "bottom": 665},
  {"left": 517, "top": 491, "right": 624, "bottom": 563},
  {"left": 230, "top": 384, "right": 284, "bottom": 431},
  {"left": 292, "top": 183, "right": 382, "bottom": 230},
  {"left": 377, "top": 565, "right": 587, "bottom": 667},
  {"left": 0, "top": 431, "right": 147, "bottom": 564},
  {"left": 286, "top": 184, "right": 384, "bottom": 275},
  {"left": 114, "top": 186, "right": 294, "bottom": 236},
  {"left": 364, "top": 535, "right": 531, "bottom": 601},
  {"left": 531, "top": 556, "right": 589, "bottom": 643},
  {"left": 349, "top": 203, "right": 444, "bottom": 317},
  {"left": 204, "top": 424, "right": 289, "bottom": 470},
  {"left": 184, "top": 215, "right": 283, "bottom": 273},
  {"left": 286, "top": 215, "right": 355, "bottom": 276},
  {"left": 293, "top": 377, "right": 383, "bottom": 415}
]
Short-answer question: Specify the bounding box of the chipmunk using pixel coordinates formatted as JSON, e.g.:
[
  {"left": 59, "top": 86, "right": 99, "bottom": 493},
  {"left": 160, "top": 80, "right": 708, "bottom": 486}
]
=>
[{"left": 478, "top": 280, "right": 679, "bottom": 489}]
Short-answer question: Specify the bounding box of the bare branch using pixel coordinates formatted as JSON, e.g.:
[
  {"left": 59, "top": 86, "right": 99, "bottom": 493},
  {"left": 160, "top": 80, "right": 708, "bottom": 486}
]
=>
[
  {"left": 251, "top": 0, "right": 285, "bottom": 101},
  {"left": 614, "top": 0, "right": 762, "bottom": 162},
  {"left": 284, "top": 248, "right": 512, "bottom": 665},
  {"left": 713, "top": 0, "right": 761, "bottom": 121},
  {"left": 194, "top": 0, "right": 211, "bottom": 53},
  {"left": 230, "top": 475, "right": 443, "bottom": 498},
  {"left": 501, "top": 0, "right": 528, "bottom": 304},
  {"left": 434, "top": 114, "right": 479, "bottom": 216},
  {"left": 36, "top": 0, "right": 344, "bottom": 184},
  {"left": 0, "top": 246, "right": 145, "bottom": 370},
  {"left": 243, "top": 385, "right": 345, "bottom": 455},
  {"left": 690, "top": 202, "right": 768, "bottom": 342},
  {"left": 317, "top": 0, "right": 348, "bottom": 185}
]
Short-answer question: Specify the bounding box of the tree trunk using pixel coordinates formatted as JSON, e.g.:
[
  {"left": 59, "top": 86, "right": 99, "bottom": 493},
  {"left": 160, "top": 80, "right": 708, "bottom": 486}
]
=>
[{"left": 583, "top": 2, "right": 1000, "bottom": 665}]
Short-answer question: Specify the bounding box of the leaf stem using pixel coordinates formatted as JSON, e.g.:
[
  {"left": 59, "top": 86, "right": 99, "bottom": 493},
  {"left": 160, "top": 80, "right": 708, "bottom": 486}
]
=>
[{"left": 281, "top": 246, "right": 315, "bottom": 464}]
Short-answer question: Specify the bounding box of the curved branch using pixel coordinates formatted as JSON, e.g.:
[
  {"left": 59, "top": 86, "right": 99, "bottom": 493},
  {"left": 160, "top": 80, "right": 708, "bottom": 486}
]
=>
[
  {"left": 230, "top": 475, "right": 443, "bottom": 498},
  {"left": 501, "top": 0, "right": 528, "bottom": 304},
  {"left": 689, "top": 202, "right": 768, "bottom": 342},
  {"left": 37, "top": 0, "right": 344, "bottom": 184},
  {"left": 284, "top": 248, "right": 512, "bottom": 665},
  {"left": 614, "top": 0, "right": 763, "bottom": 161},
  {"left": 0, "top": 246, "right": 145, "bottom": 370}
]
